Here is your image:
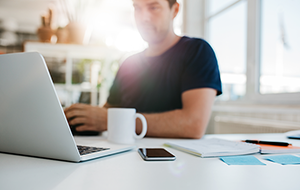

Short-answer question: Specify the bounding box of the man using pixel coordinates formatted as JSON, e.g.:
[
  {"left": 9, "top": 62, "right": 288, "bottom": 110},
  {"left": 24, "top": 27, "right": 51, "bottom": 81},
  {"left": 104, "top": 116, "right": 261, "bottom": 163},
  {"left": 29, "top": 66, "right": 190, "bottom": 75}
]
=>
[{"left": 64, "top": 0, "right": 222, "bottom": 139}]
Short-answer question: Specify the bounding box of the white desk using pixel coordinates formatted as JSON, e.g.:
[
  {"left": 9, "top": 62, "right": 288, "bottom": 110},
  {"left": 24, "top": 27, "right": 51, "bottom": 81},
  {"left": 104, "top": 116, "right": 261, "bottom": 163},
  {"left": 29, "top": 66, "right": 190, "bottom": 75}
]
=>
[{"left": 1, "top": 133, "right": 300, "bottom": 190}]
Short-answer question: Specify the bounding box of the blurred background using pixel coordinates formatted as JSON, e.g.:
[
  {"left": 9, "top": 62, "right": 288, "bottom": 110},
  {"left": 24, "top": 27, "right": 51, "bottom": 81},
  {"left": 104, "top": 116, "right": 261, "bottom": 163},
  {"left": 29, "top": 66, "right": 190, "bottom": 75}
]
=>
[{"left": 0, "top": 0, "right": 299, "bottom": 134}]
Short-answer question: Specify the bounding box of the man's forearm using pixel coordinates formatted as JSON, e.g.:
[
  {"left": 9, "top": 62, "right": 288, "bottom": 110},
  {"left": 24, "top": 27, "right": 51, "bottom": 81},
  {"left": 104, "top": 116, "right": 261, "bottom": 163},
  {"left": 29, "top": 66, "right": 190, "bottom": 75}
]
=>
[{"left": 136, "top": 109, "right": 210, "bottom": 139}]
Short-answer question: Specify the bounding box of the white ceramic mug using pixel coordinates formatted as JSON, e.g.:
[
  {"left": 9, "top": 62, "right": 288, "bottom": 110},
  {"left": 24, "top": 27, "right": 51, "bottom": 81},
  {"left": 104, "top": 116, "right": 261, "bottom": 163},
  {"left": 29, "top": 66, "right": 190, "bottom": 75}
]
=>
[{"left": 107, "top": 108, "right": 147, "bottom": 144}]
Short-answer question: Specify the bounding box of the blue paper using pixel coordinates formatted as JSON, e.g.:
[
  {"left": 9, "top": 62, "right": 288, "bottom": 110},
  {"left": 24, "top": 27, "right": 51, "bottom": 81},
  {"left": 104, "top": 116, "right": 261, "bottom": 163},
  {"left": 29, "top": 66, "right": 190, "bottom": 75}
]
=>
[
  {"left": 220, "top": 155, "right": 266, "bottom": 165},
  {"left": 263, "top": 155, "right": 300, "bottom": 165}
]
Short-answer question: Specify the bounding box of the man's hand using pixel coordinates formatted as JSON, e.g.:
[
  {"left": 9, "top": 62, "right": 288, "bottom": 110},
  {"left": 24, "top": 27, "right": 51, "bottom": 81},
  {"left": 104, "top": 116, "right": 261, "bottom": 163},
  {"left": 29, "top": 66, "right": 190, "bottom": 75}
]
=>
[{"left": 64, "top": 103, "right": 107, "bottom": 132}]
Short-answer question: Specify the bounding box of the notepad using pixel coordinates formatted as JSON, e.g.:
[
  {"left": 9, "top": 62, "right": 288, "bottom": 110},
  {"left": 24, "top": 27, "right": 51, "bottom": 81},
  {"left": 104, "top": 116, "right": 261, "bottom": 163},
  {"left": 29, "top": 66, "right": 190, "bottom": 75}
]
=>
[
  {"left": 263, "top": 155, "right": 300, "bottom": 165},
  {"left": 164, "top": 138, "right": 260, "bottom": 158},
  {"left": 220, "top": 155, "right": 266, "bottom": 165},
  {"left": 285, "top": 130, "right": 300, "bottom": 139}
]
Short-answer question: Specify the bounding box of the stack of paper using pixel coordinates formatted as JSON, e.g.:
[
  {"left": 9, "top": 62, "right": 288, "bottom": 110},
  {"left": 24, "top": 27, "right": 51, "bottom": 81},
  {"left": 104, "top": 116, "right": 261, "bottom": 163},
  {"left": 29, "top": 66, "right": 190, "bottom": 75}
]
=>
[
  {"left": 164, "top": 138, "right": 260, "bottom": 158},
  {"left": 259, "top": 144, "right": 300, "bottom": 154}
]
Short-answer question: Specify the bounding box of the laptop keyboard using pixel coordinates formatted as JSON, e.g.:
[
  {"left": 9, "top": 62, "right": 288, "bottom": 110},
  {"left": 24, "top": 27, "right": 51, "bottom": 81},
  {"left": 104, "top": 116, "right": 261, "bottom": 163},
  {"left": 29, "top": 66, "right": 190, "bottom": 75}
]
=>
[{"left": 77, "top": 145, "right": 110, "bottom": 155}]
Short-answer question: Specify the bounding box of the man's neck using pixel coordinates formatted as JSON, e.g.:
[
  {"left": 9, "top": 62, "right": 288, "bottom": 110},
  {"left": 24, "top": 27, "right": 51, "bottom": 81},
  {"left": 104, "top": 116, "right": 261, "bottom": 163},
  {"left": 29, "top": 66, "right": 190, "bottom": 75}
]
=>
[{"left": 145, "top": 33, "right": 181, "bottom": 57}]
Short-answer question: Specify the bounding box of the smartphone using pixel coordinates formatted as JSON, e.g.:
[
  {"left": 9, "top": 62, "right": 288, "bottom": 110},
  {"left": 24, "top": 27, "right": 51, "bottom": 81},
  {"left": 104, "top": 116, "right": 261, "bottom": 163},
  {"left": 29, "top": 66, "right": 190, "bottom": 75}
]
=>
[{"left": 138, "top": 148, "right": 176, "bottom": 161}]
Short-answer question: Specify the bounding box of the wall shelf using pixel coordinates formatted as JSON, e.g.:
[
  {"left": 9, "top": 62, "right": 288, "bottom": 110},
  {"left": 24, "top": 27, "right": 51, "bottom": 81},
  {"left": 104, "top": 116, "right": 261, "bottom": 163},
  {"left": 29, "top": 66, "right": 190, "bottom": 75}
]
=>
[{"left": 24, "top": 41, "right": 123, "bottom": 107}]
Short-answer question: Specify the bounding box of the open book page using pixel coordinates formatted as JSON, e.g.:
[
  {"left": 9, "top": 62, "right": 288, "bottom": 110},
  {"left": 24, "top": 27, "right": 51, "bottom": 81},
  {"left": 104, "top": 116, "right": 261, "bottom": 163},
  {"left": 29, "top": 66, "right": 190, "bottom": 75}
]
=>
[{"left": 165, "top": 138, "right": 260, "bottom": 158}]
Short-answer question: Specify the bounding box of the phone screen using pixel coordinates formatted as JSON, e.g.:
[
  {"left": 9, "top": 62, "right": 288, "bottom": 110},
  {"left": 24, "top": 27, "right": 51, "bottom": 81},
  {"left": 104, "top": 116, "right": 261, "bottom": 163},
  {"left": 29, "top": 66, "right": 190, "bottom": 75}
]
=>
[{"left": 138, "top": 148, "right": 176, "bottom": 161}]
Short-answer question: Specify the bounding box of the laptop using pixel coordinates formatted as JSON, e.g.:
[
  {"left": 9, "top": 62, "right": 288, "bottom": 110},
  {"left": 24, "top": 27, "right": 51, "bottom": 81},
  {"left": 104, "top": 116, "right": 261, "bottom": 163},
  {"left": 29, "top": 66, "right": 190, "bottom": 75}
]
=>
[{"left": 0, "top": 52, "right": 135, "bottom": 162}]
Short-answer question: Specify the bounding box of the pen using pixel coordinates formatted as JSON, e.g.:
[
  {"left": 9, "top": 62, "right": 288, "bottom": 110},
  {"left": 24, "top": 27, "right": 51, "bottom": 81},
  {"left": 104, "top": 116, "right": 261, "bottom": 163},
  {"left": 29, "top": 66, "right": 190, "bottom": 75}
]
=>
[{"left": 243, "top": 140, "right": 291, "bottom": 146}]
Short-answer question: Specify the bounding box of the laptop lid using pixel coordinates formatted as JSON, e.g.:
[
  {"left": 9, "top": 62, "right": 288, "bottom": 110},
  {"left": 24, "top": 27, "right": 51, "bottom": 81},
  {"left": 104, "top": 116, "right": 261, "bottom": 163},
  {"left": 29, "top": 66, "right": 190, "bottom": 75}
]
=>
[{"left": 0, "top": 52, "right": 133, "bottom": 162}]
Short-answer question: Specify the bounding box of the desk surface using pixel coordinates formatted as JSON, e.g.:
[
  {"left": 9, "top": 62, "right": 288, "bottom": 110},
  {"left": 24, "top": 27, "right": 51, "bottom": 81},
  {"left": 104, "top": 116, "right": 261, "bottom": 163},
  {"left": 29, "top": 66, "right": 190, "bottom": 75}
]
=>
[{"left": 1, "top": 133, "right": 300, "bottom": 190}]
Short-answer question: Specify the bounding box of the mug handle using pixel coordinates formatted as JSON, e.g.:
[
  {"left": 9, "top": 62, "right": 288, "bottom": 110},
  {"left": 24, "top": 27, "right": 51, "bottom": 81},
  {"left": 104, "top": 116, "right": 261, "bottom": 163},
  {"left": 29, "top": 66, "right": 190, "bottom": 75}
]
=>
[{"left": 134, "top": 113, "right": 147, "bottom": 139}]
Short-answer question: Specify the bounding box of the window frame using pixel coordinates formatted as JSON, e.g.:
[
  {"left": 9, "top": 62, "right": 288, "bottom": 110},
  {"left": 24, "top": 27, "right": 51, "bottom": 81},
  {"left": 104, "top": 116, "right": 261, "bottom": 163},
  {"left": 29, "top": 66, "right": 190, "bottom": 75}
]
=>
[{"left": 203, "top": 0, "right": 300, "bottom": 104}]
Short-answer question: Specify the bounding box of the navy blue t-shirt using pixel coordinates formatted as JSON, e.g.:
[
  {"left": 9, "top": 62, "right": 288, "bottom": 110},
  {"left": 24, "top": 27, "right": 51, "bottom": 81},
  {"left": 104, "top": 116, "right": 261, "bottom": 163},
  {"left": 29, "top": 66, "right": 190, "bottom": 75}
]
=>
[{"left": 107, "top": 36, "right": 222, "bottom": 113}]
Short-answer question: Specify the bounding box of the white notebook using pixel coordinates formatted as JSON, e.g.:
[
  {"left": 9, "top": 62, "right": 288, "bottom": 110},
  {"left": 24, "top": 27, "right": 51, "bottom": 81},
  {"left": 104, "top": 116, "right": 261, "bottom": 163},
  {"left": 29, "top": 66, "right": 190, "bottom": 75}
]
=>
[{"left": 164, "top": 138, "right": 260, "bottom": 158}]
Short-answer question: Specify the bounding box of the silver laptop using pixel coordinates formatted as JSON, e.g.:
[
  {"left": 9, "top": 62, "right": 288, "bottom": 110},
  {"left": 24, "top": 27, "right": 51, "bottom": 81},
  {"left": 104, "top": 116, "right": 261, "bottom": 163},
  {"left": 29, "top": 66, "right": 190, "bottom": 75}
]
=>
[{"left": 0, "top": 52, "right": 134, "bottom": 162}]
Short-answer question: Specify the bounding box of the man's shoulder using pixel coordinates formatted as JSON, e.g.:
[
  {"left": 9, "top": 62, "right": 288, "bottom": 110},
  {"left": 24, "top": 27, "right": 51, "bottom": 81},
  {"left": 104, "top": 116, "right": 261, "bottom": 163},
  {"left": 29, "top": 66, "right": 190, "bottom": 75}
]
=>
[
  {"left": 116, "top": 52, "right": 144, "bottom": 76},
  {"left": 181, "top": 36, "right": 207, "bottom": 43},
  {"left": 179, "top": 36, "right": 212, "bottom": 49},
  {"left": 121, "top": 52, "right": 143, "bottom": 66},
  {"left": 172, "top": 36, "right": 215, "bottom": 60}
]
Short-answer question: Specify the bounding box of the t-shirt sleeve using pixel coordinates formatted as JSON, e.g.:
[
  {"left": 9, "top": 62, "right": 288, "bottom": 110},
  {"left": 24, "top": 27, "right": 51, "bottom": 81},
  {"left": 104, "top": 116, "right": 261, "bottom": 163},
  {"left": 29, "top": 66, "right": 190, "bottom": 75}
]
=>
[{"left": 181, "top": 40, "right": 222, "bottom": 96}]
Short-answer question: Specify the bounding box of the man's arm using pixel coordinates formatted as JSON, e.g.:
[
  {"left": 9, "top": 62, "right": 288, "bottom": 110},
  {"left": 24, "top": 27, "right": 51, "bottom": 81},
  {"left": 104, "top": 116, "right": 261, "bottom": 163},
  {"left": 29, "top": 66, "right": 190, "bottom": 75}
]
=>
[
  {"left": 136, "top": 88, "right": 216, "bottom": 139},
  {"left": 64, "top": 88, "right": 216, "bottom": 139}
]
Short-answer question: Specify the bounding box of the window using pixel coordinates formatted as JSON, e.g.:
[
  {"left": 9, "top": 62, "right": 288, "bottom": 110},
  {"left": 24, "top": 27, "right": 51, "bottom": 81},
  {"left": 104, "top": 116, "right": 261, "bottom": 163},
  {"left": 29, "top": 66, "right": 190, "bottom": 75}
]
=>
[
  {"left": 207, "top": 0, "right": 247, "bottom": 101},
  {"left": 204, "top": 0, "right": 300, "bottom": 104},
  {"left": 260, "top": 0, "right": 300, "bottom": 94}
]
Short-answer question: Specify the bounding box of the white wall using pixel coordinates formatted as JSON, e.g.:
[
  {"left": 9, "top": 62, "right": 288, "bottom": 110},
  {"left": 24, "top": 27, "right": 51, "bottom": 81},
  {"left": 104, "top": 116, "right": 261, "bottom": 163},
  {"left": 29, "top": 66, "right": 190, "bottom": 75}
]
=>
[
  {"left": 0, "top": 0, "right": 56, "bottom": 33},
  {"left": 0, "top": 0, "right": 206, "bottom": 36},
  {"left": 182, "top": 0, "right": 205, "bottom": 38}
]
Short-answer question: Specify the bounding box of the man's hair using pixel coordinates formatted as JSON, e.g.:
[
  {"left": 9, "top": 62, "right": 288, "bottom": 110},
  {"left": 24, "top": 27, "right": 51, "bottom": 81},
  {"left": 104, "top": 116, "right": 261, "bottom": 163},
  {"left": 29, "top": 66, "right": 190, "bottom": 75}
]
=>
[{"left": 167, "top": 0, "right": 177, "bottom": 8}]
